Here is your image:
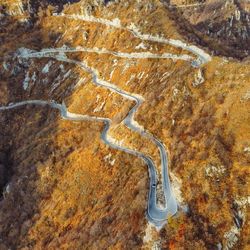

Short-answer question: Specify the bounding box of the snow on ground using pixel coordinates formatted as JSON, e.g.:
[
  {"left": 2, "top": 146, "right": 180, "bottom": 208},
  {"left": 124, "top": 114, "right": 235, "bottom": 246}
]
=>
[
  {"left": 205, "top": 164, "right": 226, "bottom": 178},
  {"left": 235, "top": 196, "right": 250, "bottom": 209},
  {"left": 2, "top": 61, "right": 9, "bottom": 71},
  {"left": 106, "top": 134, "right": 125, "bottom": 147},
  {"left": 23, "top": 71, "right": 30, "bottom": 90},
  {"left": 160, "top": 71, "right": 172, "bottom": 82},
  {"left": 193, "top": 68, "right": 205, "bottom": 87},
  {"left": 31, "top": 72, "right": 36, "bottom": 86},
  {"left": 42, "top": 61, "right": 53, "bottom": 74},
  {"left": 224, "top": 196, "right": 249, "bottom": 249},
  {"left": 135, "top": 42, "right": 148, "bottom": 50},
  {"left": 6, "top": 0, "right": 24, "bottom": 16},
  {"left": 109, "top": 68, "right": 116, "bottom": 80},
  {"left": 125, "top": 74, "right": 136, "bottom": 85},
  {"left": 50, "top": 69, "right": 71, "bottom": 93},
  {"left": 224, "top": 225, "right": 241, "bottom": 250},
  {"left": 74, "top": 77, "right": 87, "bottom": 89},
  {"left": 137, "top": 72, "right": 145, "bottom": 80},
  {"left": 103, "top": 153, "right": 116, "bottom": 166},
  {"left": 122, "top": 61, "right": 131, "bottom": 74},
  {"left": 94, "top": 100, "right": 106, "bottom": 113},
  {"left": 152, "top": 241, "right": 161, "bottom": 250}
]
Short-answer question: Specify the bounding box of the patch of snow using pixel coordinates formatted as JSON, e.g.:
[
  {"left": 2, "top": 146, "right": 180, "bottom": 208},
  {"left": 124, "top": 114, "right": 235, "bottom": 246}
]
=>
[
  {"left": 137, "top": 72, "right": 145, "bottom": 80},
  {"left": 135, "top": 42, "right": 147, "bottom": 50},
  {"left": 103, "top": 153, "right": 116, "bottom": 166},
  {"left": 160, "top": 72, "right": 172, "bottom": 82},
  {"left": 193, "top": 68, "right": 205, "bottom": 87},
  {"left": 106, "top": 134, "right": 125, "bottom": 147},
  {"left": 125, "top": 74, "right": 135, "bottom": 85},
  {"left": 173, "top": 88, "right": 179, "bottom": 97},
  {"left": 59, "top": 64, "right": 65, "bottom": 72},
  {"left": 205, "top": 165, "right": 226, "bottom": 178},
  {"left": 235, "top": 10, "right": 241, "bottom": 21},
  {"left": 23, "top": 71, "right": 30, "bottom": 90},
  {"left": 51, "top": 69, "right": 71, "bottom": 93},
  {"left": 104, "top": 153, "right": 112, "bottom": 161},
  {"left": 122, "top": 61, "right": 131, "bottom": 74},
  {"left": 2, "top": 62, "right": 9, "bottom": 71},
  {"left": 19, "top": 17, "right": 29, "bottom": 23},
  {"left": 224, "top": 225, "right": 240, "bottom": 250},
  {"left": 152, "top": 241, "right": 161, "bottom": 250},
  {"left": 94, "top": 100, "right": 106, "bottom": 113},
  {"left": 83, "top": 31, "right": 88, "bottom": 40},
  {"left": 235, "top": 196, "right": 250, "bottom": 208},
  {"left": 74, "top": 77, "right": 86, "bottom": 89},
  {"left": 110, "top": 159, "right": 116, "bottom": 166},
  {"left": 42, "top": 61, "right": 53, "bottom": 74},
  {"left": 217, "top": 243, "right": 222, "bottom": 250},
  {"left": 31, "top": 72, "right": 36, "bottom": 82},
  {"left": 109, "top": 68, "right": 116, "bottom": 80}
]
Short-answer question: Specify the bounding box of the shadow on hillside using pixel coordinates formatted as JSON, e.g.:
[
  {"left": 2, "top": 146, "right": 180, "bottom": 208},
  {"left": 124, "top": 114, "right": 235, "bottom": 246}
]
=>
[
  {"left": 163, "top": 0, "right": 250, "bottom": 59},
  {"left": 0, "top": 8, "right": 147, "bottom": 249},
  {"left": 0, "top": 13, "right": 65, "bottom": 249},
  {"left": 29, "top": 0, "right": 81, "bottom": 13}
]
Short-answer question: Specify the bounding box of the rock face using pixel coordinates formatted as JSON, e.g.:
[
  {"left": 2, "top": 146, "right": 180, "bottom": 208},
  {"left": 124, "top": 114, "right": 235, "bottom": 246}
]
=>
[{"left": 0, "top": 0, "right": 249, "bottom": 249}]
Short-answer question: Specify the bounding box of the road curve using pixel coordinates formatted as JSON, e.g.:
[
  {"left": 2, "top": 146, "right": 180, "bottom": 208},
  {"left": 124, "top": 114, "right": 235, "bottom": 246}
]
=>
[
  {"left": 0, "top": 98, "right": 176, "bottom": 228},
  {"left": 1, "top": 47, "right": 180, "bottom": 227},
  {"left": 53, "top": 13, "right": 211, "bottom": 67}
]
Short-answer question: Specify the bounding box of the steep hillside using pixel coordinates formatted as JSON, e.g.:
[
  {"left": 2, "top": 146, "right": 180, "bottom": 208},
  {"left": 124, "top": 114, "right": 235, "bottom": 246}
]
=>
[
  {"left": 167, "top": 0, "right": 250, "bottom": 59},
  {"left": 0, "top": 0, "right": 249, "bottom": 249}
]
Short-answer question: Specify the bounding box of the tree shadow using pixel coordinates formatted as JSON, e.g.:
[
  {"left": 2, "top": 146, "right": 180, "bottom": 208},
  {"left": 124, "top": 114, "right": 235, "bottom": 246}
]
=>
[
  {"left": 163, "top": 0, "right": 250, "bottom": 59},
  {"left": 29, "top": 0, "right": 82, "bottom": 13},
  {"left": 0, "top": 6, "right": 148, "bottom": 249}
]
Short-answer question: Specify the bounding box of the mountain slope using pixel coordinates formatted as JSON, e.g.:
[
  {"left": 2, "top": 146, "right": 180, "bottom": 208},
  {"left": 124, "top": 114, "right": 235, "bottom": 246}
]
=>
[{"left": 0, "top": 0, "right": 249, "bottom": 249}]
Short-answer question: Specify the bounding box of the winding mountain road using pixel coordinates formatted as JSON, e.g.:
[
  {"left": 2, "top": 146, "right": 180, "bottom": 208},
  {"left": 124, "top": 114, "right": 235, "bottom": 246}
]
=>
[
  {"left": 14, "top": 49, "right": 178, "bottom": 227},
  {"left": 53, "top": 13, "right": 211, "bottom": 66},
  {"left": 0, "top": 14, "right": 211, "bottom": 228}
]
